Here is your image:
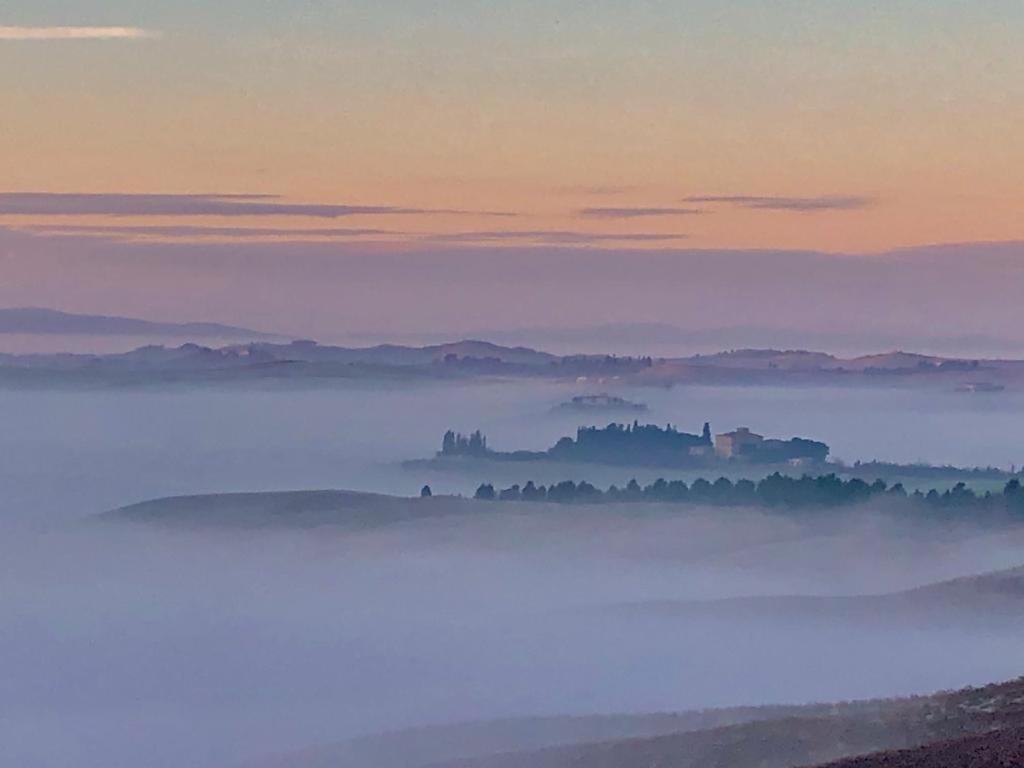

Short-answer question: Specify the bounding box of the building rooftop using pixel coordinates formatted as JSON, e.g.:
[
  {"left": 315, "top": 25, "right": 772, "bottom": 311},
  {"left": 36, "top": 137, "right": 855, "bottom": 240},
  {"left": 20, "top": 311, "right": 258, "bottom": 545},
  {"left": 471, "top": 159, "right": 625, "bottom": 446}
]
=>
[{"left": 718, "top": 427, "right": 764, "bottom": 440}]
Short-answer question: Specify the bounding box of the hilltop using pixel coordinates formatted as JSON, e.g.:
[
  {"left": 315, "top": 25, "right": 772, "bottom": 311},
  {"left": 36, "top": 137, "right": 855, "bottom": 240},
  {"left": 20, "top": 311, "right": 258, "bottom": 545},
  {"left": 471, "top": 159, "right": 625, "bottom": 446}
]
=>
[
  {"left": 104, "top": 489, "right": 488, "bottom": 529},
  {"left": 0, "top": 307, "right": 275, "bottom": 339},
  {"left": 2, "top": 337, "right": 1024, "bottom": 388}
]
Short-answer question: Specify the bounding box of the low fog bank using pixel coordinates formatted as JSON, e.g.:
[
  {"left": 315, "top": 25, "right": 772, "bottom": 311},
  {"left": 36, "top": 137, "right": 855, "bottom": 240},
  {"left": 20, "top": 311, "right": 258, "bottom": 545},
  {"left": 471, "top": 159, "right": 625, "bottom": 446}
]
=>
[
  {"left": 4, "top": 382, "right": 1024, "bottom": 767},
  {"left": 4, "top": 498, "right": 1024, "bottom": 768},
  {"left": 3, "top": 381, "right": 1024, "bottom": 529}
]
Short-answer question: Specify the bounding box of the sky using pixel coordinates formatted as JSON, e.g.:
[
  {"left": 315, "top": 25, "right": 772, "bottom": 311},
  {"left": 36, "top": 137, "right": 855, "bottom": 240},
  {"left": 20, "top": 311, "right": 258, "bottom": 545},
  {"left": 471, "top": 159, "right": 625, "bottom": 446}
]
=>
[{"left": 1, "top": 1, "right": 1022, "bottom": 340}]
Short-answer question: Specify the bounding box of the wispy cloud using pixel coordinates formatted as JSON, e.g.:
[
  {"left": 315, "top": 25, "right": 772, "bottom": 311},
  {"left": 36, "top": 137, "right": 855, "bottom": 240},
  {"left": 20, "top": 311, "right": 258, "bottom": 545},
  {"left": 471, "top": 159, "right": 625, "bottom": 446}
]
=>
[
  {"left": 578, "top": 207, "right": 704, "bottom": 219},
  {"left": 21, "top": 224, "right": 397, "bottom": 241},
  {"left": 0, "top": 26, "right": 158, "bottom": 41},
  {"left": 5, "top": 223, "right": 685, "bottom": 247},
  {"left": 555, "top": 185, "right": 636, "bottom": 197},
  {"left": 0, "top": 193, "right": 516, "bottom": 219},
  {"left": 427, "top": 230, "right": 688, "bottom": 245},
  {"left": 684, "top": 195, "right": 873, "bottom": 212}
]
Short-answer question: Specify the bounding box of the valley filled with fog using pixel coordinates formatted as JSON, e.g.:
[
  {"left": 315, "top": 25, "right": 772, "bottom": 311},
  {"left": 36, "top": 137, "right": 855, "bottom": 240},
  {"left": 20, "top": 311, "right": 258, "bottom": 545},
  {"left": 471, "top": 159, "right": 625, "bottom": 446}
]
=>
[
  {"left": 3, "top": 381, "right": 1024, "bottom": 526},
  {"left": 3, "top": 381, "right": 1024, "bottom": 768}
]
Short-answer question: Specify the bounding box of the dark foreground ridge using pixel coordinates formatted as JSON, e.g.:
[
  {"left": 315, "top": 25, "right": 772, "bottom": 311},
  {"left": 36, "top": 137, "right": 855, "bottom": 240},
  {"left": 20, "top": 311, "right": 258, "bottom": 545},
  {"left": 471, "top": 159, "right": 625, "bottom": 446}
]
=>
[{"left": 813, "top": 727, "right": 1024, "bottom": 768}]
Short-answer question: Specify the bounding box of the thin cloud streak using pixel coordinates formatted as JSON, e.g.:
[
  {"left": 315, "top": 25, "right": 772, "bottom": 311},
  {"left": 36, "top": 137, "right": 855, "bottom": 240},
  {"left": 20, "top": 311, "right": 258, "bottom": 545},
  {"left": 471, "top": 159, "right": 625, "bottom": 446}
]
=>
[
  {"left": 427, "top": 230, "right": 688, "bottom": 245},
  {"left": 21, "top": 224, "right": 397, "bottom": 241},
  {"left": 3, "top": 224, "right": 688, "bottom": 247},
  {"left": 684, "top": 195, "right": 873, "bottom": 212},
  {"left": 556, "top": 185, "right": 637, "bottom": 197},
  {"left": 0, "top": 26, "right": 158, "bottom": 41},
  {"left": 0, "top": 193, "right": 516, "bottom": 219},
  {"left": 578, "top": 207, "right": 704, "bottom": 219}
]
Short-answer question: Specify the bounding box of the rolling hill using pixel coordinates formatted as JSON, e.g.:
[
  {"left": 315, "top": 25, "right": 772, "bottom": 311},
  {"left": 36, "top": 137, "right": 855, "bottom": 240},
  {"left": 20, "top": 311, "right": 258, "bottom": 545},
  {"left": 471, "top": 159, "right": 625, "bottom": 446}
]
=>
[
  {"left": 105, "top": 490, "right": 489, "bottom": 529},
  {"left": 0, "top": 307, "right": 275, "bottom": 339},
  {"left": 237, "top": 677, "right": 1024, "bottom": 768},
  {"left": 425, "top": 677, "right": 1024, "bottom": 768},
  {"left": 616, "top": 566, "right": 1024, "bottom": 628}
]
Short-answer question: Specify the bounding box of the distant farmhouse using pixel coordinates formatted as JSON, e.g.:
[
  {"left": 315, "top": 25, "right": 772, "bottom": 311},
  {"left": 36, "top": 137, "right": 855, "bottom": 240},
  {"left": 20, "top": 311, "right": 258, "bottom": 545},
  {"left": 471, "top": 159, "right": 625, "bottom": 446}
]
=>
[
  {"left": 439, "top": 422, "right": 829, "bottom": 468},
  {"left": 715, "top": 427, "right": 764, "bottom": 458},
  {"left": 714, "top": 426, "right": 829, "bottom": 465}
]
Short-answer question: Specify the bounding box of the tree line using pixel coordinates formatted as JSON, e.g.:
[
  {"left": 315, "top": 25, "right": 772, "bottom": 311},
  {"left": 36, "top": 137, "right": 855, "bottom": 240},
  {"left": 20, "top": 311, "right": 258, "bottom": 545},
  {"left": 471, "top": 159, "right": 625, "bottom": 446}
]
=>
[{"left": 472, "top": 473, "right": 1024, "bottom": 514}]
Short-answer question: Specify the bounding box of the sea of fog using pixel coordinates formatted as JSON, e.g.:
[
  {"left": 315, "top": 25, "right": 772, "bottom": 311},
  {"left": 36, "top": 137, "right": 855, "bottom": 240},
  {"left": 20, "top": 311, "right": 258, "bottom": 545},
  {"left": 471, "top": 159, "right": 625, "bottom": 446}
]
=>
[
  {"left": 3, "top": 380, "right": 1024, "bottom": 768},
  {"left": 1, "top": 381, "right": 1023, "bottom": 525}
]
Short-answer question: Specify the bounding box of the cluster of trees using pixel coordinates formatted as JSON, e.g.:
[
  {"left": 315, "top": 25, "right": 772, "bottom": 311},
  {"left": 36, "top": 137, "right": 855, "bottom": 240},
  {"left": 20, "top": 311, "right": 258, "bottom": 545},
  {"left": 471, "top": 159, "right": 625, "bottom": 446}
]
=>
[
  {"left": 473, "top": 474, "right": 1024, "bottom": 514},
  {"left": 746, "top": 437, "right": 830, "bottom": 464},
  {"left": 548, "top": 421, "right": 713, "bottom": 466},
  {"left": 440, "top": 422, "right": 831, "bottom": 469},
  {"left": 844, "top": 460, "right": 1012, "bottom": 481},
  {"left": 441, "top": 430, "right": 490, "bottom": 457}
]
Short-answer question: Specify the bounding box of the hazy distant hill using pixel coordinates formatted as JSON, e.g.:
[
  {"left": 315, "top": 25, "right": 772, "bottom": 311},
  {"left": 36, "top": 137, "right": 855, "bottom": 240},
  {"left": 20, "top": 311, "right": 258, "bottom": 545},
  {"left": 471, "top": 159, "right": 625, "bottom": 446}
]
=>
[
  {"left": 239, "top": 671, "right": 1024, "bottom": 768},
  {"left": 355, "top": 324, "right": 1024, "bottom": 360},
  {"left": 0, "top": 338, "right": 564, "bottom": 385},
  {"left": 105, "top": 489, "right": 489, "bottom": 529},
  {"left": 2, "top": 332, "right": 1024, "bottom": 389},
  {"left": 0, "top": 307, "right": 275, "bottom": 339},
  {"left": 618, "top": 566, "right": 1024, "bottom": 628},
  {"left": 233, "top": 339, "right": 559, "bottom": 367}
]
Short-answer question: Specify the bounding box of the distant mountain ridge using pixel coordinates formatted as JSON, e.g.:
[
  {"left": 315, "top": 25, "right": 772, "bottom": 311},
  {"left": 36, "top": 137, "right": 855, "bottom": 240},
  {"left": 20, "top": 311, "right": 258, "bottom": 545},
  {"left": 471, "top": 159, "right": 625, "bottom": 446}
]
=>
[
  {"left": 348, "top": 323, "right": 1024, "bottom": 359},
  {"left": 0, "top": 307, "right": 276, "bottom": 339},
  {"left": 1, "top": 334, "right": 1023, "bottom": 389}
]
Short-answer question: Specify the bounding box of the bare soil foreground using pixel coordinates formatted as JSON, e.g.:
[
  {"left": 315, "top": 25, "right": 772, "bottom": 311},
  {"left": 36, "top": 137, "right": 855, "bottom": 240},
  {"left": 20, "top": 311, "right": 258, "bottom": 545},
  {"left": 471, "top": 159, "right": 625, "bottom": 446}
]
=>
[{"left": 818, "top": 727, "right": 1024, "bottom": 768}]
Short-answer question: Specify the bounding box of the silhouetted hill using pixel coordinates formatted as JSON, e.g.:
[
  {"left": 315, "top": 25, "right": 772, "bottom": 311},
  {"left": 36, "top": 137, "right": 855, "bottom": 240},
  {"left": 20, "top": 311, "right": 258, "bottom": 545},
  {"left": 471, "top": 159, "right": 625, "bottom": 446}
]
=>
[
  {"left": 104, "top": 490, "right": 500, "bottom": 529},
  {"left": 0, "top": 307, "right": 275, "bottom": 339},
  {"left": 4, "top": 336, "right": 1024, "bottom": 389},
  {"left": 232, "top": 339, "right": 558, "bottom": 366}
]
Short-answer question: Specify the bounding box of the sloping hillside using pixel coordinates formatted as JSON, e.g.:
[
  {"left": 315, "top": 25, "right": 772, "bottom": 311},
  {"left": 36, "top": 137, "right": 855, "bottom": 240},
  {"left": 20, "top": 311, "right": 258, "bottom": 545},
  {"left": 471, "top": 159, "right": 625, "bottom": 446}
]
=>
[
  {"left": 240, "top": 709, "right": 834, "bottom": 768},
  {"left": 813, "top": 727, "right": 1024, "bottom": 768},
  {"left": 427, "top": 678, "right": 1024, "bottom": 768},
  {"left": 619, "top": 566, "right": 1024, "bottom": 628},
  {"left": 0, "top": 307, "right": 275, "bottom": 339},
  {"left": 105, "top": 490, "right": 487, "bottom": 529}
]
